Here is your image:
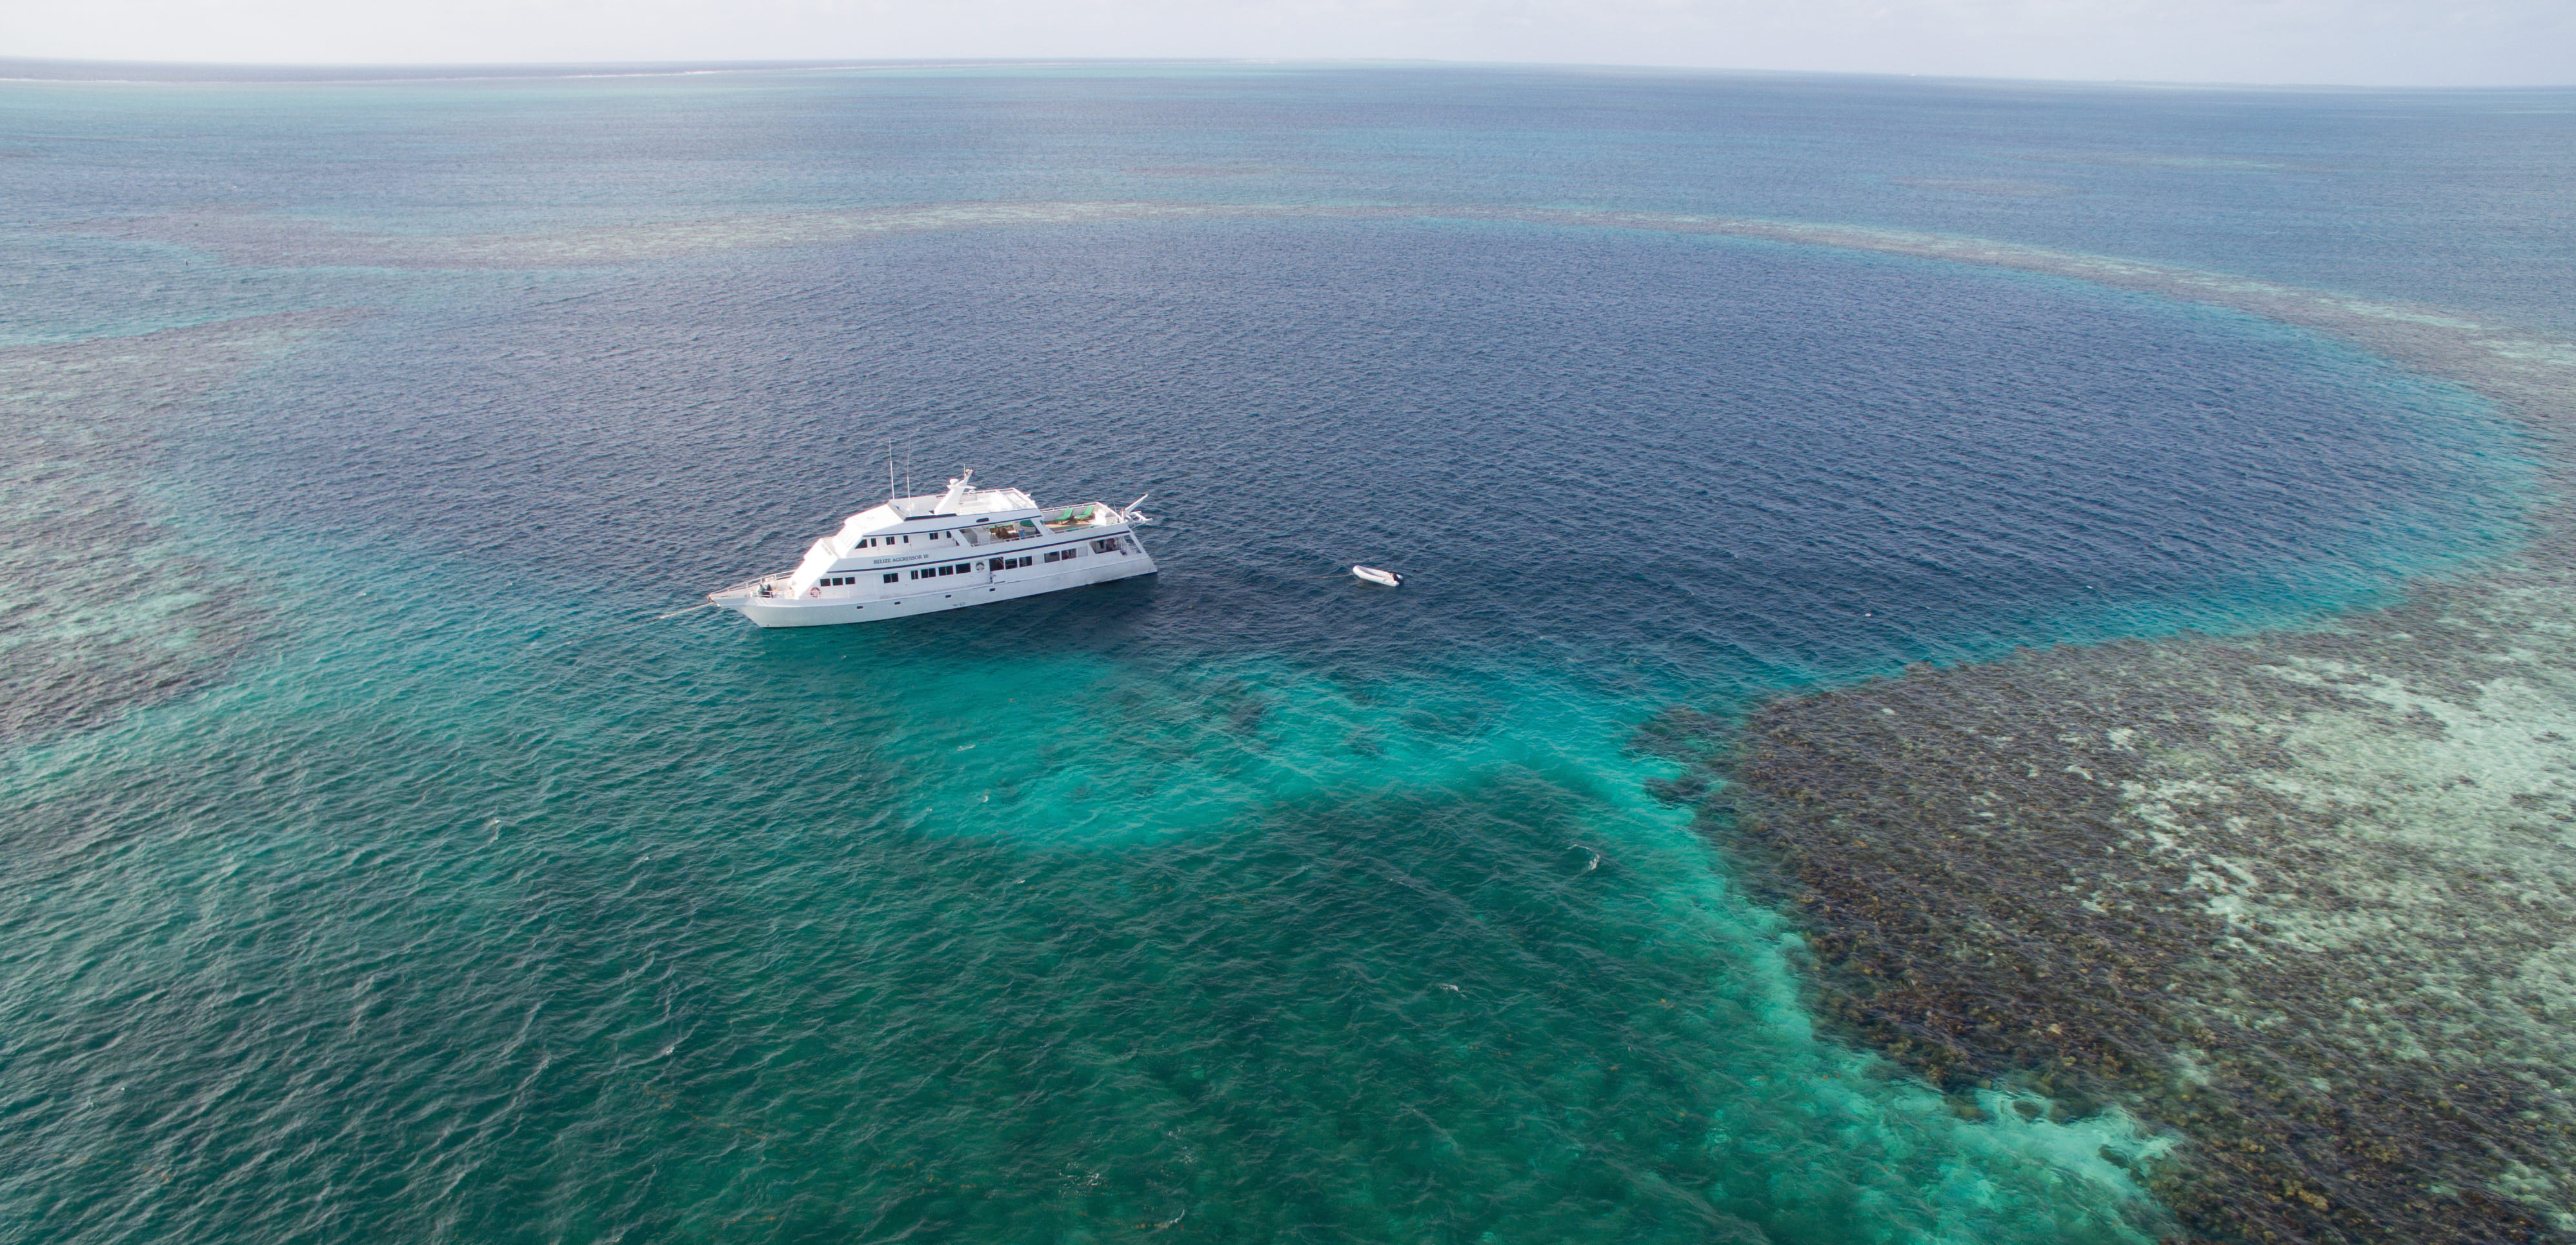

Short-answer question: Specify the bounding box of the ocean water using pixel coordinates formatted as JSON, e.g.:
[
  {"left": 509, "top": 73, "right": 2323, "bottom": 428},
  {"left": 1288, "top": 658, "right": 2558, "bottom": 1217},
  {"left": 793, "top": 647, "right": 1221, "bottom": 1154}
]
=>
[{"left": 3, "top": 65, "right": 2568, "bottom": 1243}]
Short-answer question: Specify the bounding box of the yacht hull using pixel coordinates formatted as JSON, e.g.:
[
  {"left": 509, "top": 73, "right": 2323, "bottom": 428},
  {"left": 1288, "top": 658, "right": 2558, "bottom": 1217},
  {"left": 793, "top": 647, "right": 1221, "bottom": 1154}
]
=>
[{"left": 718, "top": 553, "right": 1157, "bottom": 628}]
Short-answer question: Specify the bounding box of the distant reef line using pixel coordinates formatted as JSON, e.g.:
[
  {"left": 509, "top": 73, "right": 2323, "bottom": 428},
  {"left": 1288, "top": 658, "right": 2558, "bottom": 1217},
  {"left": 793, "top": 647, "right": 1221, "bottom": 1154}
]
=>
[
  {"left": 48, "top": 192, "right": 2576, "bottom": 380},
  {"left": 57, "top": 195, "right": 2576, "bottom": 412}
]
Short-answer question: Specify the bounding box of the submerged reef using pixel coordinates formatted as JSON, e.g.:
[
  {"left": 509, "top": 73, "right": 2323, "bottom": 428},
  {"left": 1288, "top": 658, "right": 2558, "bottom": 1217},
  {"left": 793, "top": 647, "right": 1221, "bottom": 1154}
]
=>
[
  {"left": 61, "top": 203, "right": 1291, "bottom": 270},
  {"left": 0, "top": 312, "right": 349, "bottom": 745},
  {"left": 1681, "top": 584, "right": 2576, "bottom": 1242}
]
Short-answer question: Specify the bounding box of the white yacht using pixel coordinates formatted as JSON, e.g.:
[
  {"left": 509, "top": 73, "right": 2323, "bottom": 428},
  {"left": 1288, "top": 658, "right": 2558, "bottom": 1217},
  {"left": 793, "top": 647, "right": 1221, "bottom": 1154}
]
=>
[{"left": 709, "top": 472, "right": 1158, "bottom": 628}]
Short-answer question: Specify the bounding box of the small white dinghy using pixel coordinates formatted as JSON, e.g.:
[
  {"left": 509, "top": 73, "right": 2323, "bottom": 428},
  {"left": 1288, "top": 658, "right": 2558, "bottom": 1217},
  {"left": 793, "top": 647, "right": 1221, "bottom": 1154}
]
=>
[{"left": 1352, "top": 565, "right": 1402, "bottom": 588}]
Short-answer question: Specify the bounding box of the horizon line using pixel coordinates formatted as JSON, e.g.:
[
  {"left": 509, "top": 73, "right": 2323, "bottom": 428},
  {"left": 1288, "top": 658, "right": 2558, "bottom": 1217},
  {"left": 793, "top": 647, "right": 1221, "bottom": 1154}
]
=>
[{"left": 1, "top": 55, "right": 2570, "bottom": 93}]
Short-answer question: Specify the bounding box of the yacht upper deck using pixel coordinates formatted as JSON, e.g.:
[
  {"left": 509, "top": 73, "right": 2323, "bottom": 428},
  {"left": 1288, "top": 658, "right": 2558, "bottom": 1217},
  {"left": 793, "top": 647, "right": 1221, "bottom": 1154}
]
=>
[{"left": 836, "top": 475, "right": 1041, "bottom": 539}]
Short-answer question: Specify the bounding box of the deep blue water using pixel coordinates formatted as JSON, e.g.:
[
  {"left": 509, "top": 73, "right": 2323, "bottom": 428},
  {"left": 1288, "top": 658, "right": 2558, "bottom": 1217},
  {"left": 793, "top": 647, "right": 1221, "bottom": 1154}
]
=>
[{"left": 3, "top": 65, "right": 2568, "bottom": 1244}]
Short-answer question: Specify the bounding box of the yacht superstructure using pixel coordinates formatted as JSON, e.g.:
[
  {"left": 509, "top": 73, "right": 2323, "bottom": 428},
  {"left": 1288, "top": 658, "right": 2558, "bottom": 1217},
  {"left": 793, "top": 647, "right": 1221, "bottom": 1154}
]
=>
[{"left": 708, "top": 472, "right": 1157, "bottom": 628}]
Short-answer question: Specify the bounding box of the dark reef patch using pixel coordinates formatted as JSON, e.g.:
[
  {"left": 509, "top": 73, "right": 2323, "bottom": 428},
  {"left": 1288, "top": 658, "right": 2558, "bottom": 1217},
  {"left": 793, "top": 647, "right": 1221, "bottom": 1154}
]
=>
[
  {"left": 1671, "top": 561, "right": 2576, "bottom": 1243},
  {"left": 0, "top": 312, "right": 354, "bottom": 747}
]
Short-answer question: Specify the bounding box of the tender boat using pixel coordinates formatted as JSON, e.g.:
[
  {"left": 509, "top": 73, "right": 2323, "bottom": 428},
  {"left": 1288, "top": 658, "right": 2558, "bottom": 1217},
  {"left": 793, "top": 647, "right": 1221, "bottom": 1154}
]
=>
[
  {"left": 1352, "top": 565, "right": 1402, "bottom": 588},
  {"left": 708, "top": 472, "right": 1157, "bottom": 628}
]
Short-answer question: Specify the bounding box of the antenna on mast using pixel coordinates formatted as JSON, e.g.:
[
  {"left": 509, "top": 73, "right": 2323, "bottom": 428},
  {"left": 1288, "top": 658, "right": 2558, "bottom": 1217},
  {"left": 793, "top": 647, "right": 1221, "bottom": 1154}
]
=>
[{"left": 885, "top": 440, "right": 896, "bottom": 503}]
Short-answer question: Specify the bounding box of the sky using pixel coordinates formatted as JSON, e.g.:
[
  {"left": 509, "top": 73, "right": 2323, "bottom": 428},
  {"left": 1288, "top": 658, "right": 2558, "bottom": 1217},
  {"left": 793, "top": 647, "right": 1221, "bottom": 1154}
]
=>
[{"left": 2, "top": 0, "right": 2570, "bottom": 86}]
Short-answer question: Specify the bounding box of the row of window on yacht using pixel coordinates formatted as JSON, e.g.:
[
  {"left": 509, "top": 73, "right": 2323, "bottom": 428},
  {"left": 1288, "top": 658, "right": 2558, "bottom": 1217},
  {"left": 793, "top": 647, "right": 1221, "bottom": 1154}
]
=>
[{"left": 804, "top": 537, "right": 1135, "bottom": 593}]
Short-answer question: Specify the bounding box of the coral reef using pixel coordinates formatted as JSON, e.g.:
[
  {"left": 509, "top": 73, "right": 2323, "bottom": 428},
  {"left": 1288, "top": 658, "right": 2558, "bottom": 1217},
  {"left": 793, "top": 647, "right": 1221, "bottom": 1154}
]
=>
[
  {"left": 1681, "top": 576, "right": 2576, "bottom": 1240},
  {"left": 0, "top": 312, "right": 351, "bottom": 745}
]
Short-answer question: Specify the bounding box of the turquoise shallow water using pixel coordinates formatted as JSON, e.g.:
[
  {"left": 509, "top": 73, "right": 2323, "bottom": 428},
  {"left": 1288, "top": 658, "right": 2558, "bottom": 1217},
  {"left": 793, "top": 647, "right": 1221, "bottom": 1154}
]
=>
[
  {"left": 3, "top": 65, "right": 2568, "bottom": 1244},
  {"left": 7, "top": 572, "right": 2182, "bottom": 1243}
]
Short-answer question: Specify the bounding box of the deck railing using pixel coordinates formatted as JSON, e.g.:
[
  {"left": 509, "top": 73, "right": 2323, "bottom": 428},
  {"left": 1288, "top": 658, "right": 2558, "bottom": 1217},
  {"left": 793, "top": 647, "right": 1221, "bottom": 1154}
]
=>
[{"left": 712, "top": 572, "right": 789, "bottom": 597}]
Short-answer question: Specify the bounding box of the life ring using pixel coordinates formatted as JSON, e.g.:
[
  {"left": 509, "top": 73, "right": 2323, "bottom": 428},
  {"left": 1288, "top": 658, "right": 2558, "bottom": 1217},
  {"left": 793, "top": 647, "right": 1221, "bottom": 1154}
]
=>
[{"left": 808, "top": 586, "right": 821, "bottom": 599}]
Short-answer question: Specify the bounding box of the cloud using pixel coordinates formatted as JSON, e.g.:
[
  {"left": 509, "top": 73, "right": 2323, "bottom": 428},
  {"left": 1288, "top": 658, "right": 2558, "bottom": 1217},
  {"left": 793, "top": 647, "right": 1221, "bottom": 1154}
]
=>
[{"left": 1, "top": 0, "right": 2567, "bottom": 85}]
